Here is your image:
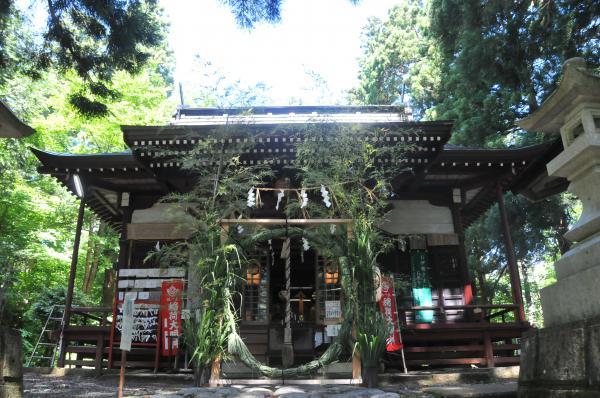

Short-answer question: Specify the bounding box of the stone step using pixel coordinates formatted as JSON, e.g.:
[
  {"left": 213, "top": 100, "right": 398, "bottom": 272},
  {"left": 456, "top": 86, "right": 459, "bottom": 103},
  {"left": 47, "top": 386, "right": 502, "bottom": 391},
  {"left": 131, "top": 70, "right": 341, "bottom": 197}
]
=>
[
  {"left": 380, "top": 366, "right": 519, "bottom": 387},
  {"left": 422, "top": 382, "right": 517, "bottom": 398}
]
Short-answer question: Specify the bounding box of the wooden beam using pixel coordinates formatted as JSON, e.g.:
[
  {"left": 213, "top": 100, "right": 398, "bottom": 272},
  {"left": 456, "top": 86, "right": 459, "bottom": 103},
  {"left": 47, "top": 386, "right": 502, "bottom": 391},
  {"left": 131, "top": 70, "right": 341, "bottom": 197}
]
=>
[
  {"left": 57, "top": 197, "right": 86, "bottom": 367},
  {"left": 496, "top": 183, "right": 526, "bottom": 323},
  {"left": 92, "top": 189, "right": 120, "bottom": 216},
  {"left": 127, "top": 223, "right": 194, "bottom": 240},
  {"left": 451, "top": 204, "right": 473, "bottom": 306},
  {"left": 220, "top": 218, "right": 352, "bottom": 225}
]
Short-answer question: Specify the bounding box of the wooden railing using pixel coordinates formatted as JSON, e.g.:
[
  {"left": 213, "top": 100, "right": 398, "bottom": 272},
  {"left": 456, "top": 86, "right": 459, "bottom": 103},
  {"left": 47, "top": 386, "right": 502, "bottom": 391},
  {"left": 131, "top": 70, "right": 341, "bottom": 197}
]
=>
[
  {"left": 61, "top": 307, "right": 113, "bottom": 371},
  {"left": 388, "top": 304, "right": 527, "bottom": 369},
  {"left": 68, "top": 306, "right": 112, "bottom": 326},
  {"left": 398, "top": 304, "right": 521, "bottom": 325}
]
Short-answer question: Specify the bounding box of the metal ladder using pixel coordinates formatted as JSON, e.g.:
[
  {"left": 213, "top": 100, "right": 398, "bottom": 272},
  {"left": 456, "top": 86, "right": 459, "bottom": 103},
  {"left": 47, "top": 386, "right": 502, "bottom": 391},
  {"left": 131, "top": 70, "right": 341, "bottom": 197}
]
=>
[{"left": 27, "top": 304, "right": 64, "bottom": 367}]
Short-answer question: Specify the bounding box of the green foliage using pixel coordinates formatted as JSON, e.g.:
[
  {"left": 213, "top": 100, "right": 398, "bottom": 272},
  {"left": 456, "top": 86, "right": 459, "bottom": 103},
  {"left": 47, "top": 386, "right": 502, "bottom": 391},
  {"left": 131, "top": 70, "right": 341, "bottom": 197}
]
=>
[
  {"left": 29, "top": 285, "right": 91, "bottom": 323},
  {"left": 184, "top": 244, "right": 243, "bottom": 379},
  {"left": 220, "top": 0, "right": 282, "bottom": 28},
  {"left": 351, "top": 1, "right": 442, "bottom": 118},
  {"left": 356, "top": 330, "right": 387, "bottom": 368},
  {"left": 219, "top": 0, "right": 360, "bottom": 29},
  {"left": 0, "top": 0, "right": 167, "bottom": 116},
  {"left": 353, "top": 0, "right": 592, "bottom": 326},
  {"left": 0, "top": 48, "right": 173, "bottom": 362},
  {"left": 429, "top": 0, "right": 599, "bottom": 146},
  {"left": 181, "top": 58, "right": 271, "bottom": 108}
]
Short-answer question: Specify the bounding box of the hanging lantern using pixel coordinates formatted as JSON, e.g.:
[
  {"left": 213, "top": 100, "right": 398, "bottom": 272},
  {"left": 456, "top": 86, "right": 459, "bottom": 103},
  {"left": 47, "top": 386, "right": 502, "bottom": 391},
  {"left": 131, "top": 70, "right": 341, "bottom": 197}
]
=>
[
  {"left": 324, "top": 260, "right": 339, "bottom": 285},
  {"left": 246, "top": 260, "right": 261, "bottom": 286}
]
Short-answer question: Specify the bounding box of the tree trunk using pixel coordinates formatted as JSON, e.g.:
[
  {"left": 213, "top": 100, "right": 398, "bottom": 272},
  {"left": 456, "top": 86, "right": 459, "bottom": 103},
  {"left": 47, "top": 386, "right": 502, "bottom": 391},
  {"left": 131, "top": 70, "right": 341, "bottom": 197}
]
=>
[
  {"left": 0, "top": 261, "right": 16, "bottom": 322},
  {"left": 519, "top": 261, "right": 533, "bottom": 324},
  {"left": 85, "top": 221, "right": 105, "bottom": 293},
  {"left": 82, "top": 214, "right": 96, "bottom": 291},
  {"left": 0, "top": 210, "right": 12, "bottom": 320},
  {"left": 476, "top": 271, "right": 489, "bottom": 304},
  {"left": 101, "top": 269, "right": 115, "bottom": 306}
]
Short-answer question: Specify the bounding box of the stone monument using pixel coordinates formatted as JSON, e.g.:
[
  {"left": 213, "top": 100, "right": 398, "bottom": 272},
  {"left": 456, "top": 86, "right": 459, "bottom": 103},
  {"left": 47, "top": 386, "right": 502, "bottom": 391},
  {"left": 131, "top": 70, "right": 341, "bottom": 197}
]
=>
[{"left": 517, "top": 58, "right": 600, "bottom": 397}]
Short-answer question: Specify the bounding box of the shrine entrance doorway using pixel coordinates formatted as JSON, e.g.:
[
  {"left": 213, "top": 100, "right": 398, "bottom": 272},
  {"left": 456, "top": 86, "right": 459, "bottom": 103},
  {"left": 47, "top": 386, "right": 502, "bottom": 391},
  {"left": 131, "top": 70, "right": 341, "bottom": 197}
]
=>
[
  {"left": 240, "top": 239, "right": 343, "bottom": 366},
  {"left": 222, "top": 218, "right": 349, "bottom": 367}
]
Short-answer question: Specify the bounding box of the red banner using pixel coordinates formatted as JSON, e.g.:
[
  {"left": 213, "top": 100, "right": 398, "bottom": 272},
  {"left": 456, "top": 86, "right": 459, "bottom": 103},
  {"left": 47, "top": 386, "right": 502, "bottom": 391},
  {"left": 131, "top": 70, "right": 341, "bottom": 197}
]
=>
[
  {"left": 378, "top": 275, "right": 404, "bottom": 352},
  {"left": 160, "top": 279, "right": 184, "bottom": 356}
]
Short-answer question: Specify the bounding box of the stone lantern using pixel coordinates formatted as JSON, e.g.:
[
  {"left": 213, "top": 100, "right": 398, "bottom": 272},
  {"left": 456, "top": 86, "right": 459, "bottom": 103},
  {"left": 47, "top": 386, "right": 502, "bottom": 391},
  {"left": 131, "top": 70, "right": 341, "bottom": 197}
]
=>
[{"left": 517, "top": 58, "right": 600, "bottom": 397}]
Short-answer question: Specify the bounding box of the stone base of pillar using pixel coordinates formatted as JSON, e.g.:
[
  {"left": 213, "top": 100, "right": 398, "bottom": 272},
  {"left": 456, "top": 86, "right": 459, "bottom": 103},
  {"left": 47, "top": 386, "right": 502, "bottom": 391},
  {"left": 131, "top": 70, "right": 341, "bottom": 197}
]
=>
[
  {"left": 518, "top": 315, "right": 600, "bottom": 398},
  {"left": 540, "top": 236, "right": 600, "bottom": 327},
  {"left": 0, "top": 327, "right": 23, "bottom": 398},
  {"left": 519, "top": 239, "right": 600, "bottom": 397}
]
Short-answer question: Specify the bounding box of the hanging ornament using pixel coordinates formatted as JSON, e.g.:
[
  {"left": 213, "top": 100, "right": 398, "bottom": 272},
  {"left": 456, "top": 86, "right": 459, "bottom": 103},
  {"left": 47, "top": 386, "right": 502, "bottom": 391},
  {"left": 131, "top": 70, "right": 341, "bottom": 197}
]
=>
[
  {"left": 321, "top": 185, "right": 332, "bottom": 208},
  {"left": 237, "top": 214, "right": 244, "bottom": 234},
  {"left": 268, "top": 239, "right": 275, "bottom": 264},
  {"left": 300, "top": 189, "right": 308, "bottom": 208},
  {"left": 302, "top": 237, "right": 310, "bottom": 251},
  {"left": 247, "top": 187, "right": 256, "bottom": 207},
  {"left": 276, "top": 189, "right": 285, "bottom": 211}
]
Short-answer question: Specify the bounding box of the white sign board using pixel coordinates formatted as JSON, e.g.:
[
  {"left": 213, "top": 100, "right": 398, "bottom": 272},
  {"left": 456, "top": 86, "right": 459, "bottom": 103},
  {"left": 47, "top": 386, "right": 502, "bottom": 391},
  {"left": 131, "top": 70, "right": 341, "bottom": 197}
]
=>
[
  {"left": 119, "top": 292, "right": 137, "bottom": 351},
  {"left": 326, "top": 324, "right": 341, "bottom": 337},
  {"left": 325, "top": 300, "right": 341, "bottom": 319}
]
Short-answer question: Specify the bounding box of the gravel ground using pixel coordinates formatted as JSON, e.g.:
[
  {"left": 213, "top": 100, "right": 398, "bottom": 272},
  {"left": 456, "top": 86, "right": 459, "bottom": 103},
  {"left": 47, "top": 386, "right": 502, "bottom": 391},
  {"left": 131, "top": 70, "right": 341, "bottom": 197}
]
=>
[
  {"left": 24, "top": 373, "right": 187, "bottom": 397},
  {"left": 23, "top": 373, "right": 434, "bottom": 398},
  {"left": 23, "top": 372, "right": 517, "bottom": 397}
]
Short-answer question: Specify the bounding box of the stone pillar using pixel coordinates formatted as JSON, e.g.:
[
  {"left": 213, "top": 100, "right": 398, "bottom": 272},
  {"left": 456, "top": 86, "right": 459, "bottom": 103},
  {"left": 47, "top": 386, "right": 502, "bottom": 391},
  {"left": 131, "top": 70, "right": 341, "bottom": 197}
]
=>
[
  {"left": 517, "top": 58, "right": 600, "bottom": 397},
  {"left": 0, "top": 327, "right": 23, "bottom": 398}
]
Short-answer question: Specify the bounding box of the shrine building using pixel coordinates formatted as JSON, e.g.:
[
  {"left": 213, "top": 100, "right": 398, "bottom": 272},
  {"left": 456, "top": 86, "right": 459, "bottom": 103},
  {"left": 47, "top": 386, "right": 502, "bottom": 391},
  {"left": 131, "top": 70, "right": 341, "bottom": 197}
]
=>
[{"left": 31, "top": 105, "right": 565, "bottom": 375}]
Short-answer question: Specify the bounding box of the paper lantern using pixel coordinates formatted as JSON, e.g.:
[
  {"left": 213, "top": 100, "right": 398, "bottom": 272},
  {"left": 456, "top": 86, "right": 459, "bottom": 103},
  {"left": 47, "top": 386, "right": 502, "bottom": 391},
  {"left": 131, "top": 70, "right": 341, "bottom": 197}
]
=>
[
  {"left": 324, "top": 261, "right": 339, "bottom": 285},
  {"left": 246, "top": 261, "right": 261, "bottom": 286}
]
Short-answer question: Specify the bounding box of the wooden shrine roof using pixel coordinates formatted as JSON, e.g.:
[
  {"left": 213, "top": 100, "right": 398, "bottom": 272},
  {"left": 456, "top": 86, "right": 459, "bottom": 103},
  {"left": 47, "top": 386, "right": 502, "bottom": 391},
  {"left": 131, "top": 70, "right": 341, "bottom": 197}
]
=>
[
  {"left": 1, "top": 101, "right": 35, "bottom": 138},
  {"left": 31, "top": 106, "right": 567, "bottom": 230}
]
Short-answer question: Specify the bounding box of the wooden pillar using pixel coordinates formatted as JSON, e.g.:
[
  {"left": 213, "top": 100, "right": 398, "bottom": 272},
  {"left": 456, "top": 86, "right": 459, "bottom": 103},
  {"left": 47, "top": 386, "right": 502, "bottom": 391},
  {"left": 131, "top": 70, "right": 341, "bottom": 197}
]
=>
[
  {"left": 116, "top": 198, "right": 132, "bottom": 380},
  {"left": 115, "top": 195, "right": 133, "bottom": 397},
  {"left": 57, "top": 197, "right": 86, "bottom": 367},
  {"left": 496, "top": 183, "right": 526, "bottom": 323},
  {"left": 347, "top": 225, "right": 361, "bottom": 382},
  {"left": 483, "top": 330, "right": 494, "bottom": 368},
  {"left": 451, "top": 203, "right": 473, "bottom": 306}
]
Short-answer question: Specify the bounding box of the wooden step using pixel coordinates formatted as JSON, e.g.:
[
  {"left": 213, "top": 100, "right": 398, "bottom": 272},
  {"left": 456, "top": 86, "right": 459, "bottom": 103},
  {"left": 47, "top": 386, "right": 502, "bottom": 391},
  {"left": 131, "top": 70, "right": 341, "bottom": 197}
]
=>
[
  {"left": 406, "top": 357, "right": 486, "bottom": 366},
  {"left": 64, "top": 359, "right": 108, "bottom": 367},
  {"left": 65, "top": 346, "right": 101, "bottom": 354},
  {"left": 493, "top": 357, "right": 521, "bottom": 365},
  {"left": 404, "top": 344, "right": 485, "bottom": 353}
]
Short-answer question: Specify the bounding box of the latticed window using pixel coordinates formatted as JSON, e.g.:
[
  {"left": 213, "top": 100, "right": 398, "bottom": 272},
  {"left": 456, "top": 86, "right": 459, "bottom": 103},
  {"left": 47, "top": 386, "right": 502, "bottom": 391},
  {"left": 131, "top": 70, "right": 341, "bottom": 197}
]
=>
[
  {"left": 243, "top": 251, "right": 269, "bottom": 323},
  {"left": 315, "top": 256, "right": 342, "bottom": 323}
]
